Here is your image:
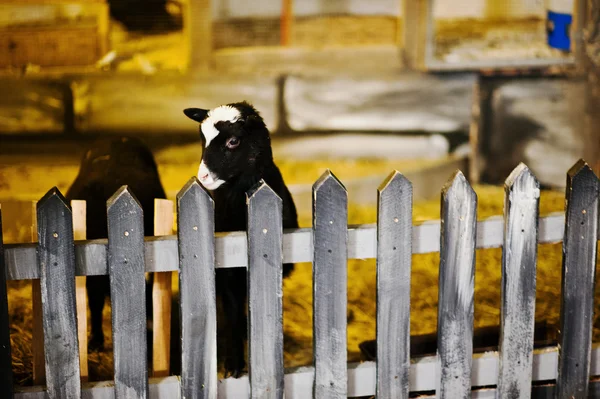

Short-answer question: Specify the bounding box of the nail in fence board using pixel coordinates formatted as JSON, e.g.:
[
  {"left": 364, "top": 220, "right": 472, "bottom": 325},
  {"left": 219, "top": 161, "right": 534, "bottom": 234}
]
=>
[
  {"left": 107, "top": 187, "right": 148, "bottom": 399},
  {"left": 177, "top": 178, "right": 217, "bottom": 399},
  {"left": 152, "top": 199, "right": 174, "bottom": 378},
  {"left": 247, "top": 181, "right": 284, "bottom": 399},
  {"left": 556, "top": 160, "right": 600, "bottom": 398},
  {"left": 376, "top": 171, "right": 412, "bottom": 399},
  {"left": 71, "top": 200, "right": 89, "bottom": 383},
  {"left": 497, "top": 164, "right": 540, "bottom": 399},
  {"left": 437, "top": 171, "right": 477, "bottom": 399},
  {"left": 0, "top": 207, "right": 14, "bottom": 397},
  {"left": 312, "top": 170, "right": 348, "bottom": 399},
  {"left": 37, "top": 188, "right": 81, "bottom": 398}
]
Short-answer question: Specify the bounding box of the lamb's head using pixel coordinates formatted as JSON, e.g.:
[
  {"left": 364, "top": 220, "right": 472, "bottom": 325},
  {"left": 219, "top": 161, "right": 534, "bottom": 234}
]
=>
[{"left": 183, "top": 101, "right": 272, "bottom": 191}]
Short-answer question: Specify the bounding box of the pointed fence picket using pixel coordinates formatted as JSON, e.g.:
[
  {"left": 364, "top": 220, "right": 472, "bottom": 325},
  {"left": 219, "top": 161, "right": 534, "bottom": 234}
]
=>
[
  {"left": 497, "top": 164, "right": 539, "bottom": 399},
  {"left": 376, "top": 171, "right": 412, "bottom": 399},
  {"left": 0, "top": 160, "right": 598, "bottom": 399},
  {"left": 556, "top": 161, "right": 600, "bottom": 399},
  {"left": 247, "top": 181, "right": 285, "bottom": 399},
  {"left": 437, "top": 171, "right": 477, "bottom": 399},
  {"left": 177, "top": 178, "right": 217, "bottom": 399},
  {"left": 312, "top": 171, "right": 348, "bottom": 399},
  {"left": 37, "top": 189, "right": 81, "bottom": 399},
  {"left": 107, "top": 187, "right": 148, "bottom": 399}
]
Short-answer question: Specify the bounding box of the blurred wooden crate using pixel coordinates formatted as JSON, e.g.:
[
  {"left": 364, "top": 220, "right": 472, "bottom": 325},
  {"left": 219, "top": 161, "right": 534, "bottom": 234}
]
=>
[
  {"left": 403, "top": 0, "right": 575, "bottom": 73},
  {"left": 0, "top": 0, "right": 109, "bottom": 70}
]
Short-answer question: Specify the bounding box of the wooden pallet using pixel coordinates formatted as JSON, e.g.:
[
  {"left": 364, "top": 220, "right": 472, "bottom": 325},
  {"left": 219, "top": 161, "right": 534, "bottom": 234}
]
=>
[{"left": 0, "top": 0, "right": 109, "bottom": 70}]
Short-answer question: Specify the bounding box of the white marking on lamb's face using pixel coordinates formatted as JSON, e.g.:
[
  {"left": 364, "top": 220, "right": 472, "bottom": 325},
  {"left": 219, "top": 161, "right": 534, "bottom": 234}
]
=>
[
  {"left": 198, "top": 160, "right": 226, "bottom": 190},
  {"left": 201, "top": 105, "right": 241, "bottom": 148}
]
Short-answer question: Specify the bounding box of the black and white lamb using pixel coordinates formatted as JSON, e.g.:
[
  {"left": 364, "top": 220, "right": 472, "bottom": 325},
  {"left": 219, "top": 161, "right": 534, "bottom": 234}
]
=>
[{"left": 183, "top": 101, "right": 299, "bottom": 377}]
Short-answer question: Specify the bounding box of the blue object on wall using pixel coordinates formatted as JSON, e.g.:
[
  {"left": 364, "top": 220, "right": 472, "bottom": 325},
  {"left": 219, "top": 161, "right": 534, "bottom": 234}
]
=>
[{"left": 547, "top": 10, "right": 572, "bottom": 51}]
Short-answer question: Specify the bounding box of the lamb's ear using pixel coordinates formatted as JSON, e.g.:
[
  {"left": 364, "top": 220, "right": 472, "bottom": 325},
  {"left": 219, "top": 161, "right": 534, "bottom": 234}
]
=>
[{"left": 183, "top": 108, "right": 209, "bottom": 123}]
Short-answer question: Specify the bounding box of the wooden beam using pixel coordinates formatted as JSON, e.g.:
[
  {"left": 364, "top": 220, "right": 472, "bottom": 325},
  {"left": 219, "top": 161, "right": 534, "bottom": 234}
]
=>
[
  {"left": 71, "top": 200, "right": 89, "bottom": 383},
  {"left": 186, "top": 0, "right": 212, "bottom": 72},
  {"left": 4, "top": 213, "right": 566, "bottom": 280},
  {"left": 280, "top": 0, "right": 293, "bottom": 46},
  {"left": 12, "top": 346, "right": 600, "bottom": 398},
  {"left": 578, "top": 0, "right": 600, "bottom": 175},
  {"left": 402, "top": 0, "right": 433, "bottom": 70},
  {"left": 30, "top": 200, "right": 45, "bottom": 386},
  {"left": 152, "top": 199, "right": 174, "bottom": 378}
]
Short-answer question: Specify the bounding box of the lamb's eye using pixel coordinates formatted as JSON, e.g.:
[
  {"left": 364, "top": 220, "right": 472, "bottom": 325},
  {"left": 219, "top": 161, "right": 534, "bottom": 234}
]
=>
[{"left": 226, "top": 137, "right": 240, "bottom": 149}]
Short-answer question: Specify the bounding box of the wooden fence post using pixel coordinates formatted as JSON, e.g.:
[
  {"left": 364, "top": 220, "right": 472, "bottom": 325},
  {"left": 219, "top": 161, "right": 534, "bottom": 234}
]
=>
[
  {"left": 402, "top": 0, "right": 433, "bottom": 70},
  {"left": 312, "top": 170, "right": 348, "bottom": 399},
  {"left": 0, "top": 206, "right": 13, "bottom": 396},
  {"left": 177, "top": 178, "right": 217, "bottom": 398},
  {"left": 107, "top": 187, "right": 148, "bottom": 399},
  {"left": 187, "top": 0, "right": 212, "bottom": 72},
  {"left": 152, "top": 199, "right": 174, "bottom": 378},
  {"left": 437, "top": 171, "right": 477, "bottom": 399},
  {"left": 247, "top": 180, "right": 284, "bottom": 399},
  {"left": 31, "top": 199, "right": 45, "bottom": 386},
  {"left": 497, "top": 163, "right": 539, "bottom": 398},
  {"left": 376, "top": 171, "right": 412, "bottom": 399},
  {"left": 37, "top": 188, "right": 81, "bottom": 398},
  {"left": 71, "top": 200, "right": 88, "bottom": 383},
  {"left": 556, "top": 159, "right": 600, "bottom": 399},
  {"left": 280, "top": 0, "right": 293, "bottom": 46}
]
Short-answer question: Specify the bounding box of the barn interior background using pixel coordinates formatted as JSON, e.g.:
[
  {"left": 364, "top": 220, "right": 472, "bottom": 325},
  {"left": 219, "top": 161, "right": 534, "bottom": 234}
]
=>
[{"left": 1, "top": 0, "right": 599, "bottom": 393}]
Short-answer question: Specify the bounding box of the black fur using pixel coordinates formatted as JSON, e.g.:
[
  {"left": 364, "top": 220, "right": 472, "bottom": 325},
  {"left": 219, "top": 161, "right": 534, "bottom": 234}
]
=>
[
  {"left": 65, "top": 137, "right": 167, "bottom": 352},
  {"left": 107, "top": 0, "right": 181, "bottom": 32},
  {"left": 184, "top": 101, "right": 299, "bottom": 377}
]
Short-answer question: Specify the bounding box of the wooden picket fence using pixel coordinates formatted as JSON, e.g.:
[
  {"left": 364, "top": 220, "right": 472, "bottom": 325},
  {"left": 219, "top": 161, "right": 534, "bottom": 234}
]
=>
[{"left": 0, "top": 159, "right": 599, "bottom": 399}]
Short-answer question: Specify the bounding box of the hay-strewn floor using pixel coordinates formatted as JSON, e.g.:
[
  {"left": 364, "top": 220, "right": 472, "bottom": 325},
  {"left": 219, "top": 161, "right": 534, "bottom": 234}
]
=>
[{"left": 6, "top": 179, "right": 582, "bottom": 385}]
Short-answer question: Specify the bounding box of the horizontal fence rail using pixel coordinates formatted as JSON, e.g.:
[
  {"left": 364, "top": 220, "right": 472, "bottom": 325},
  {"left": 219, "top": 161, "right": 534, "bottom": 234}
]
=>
[
  {"left": 11, "top": 346, "right": 600, "bottom": 399},
  {"left": 1, "top": 160, "right": 599, "bottom": 399},
  {"left": 3, "top": 213, "right": 566, "bottom": 280}
]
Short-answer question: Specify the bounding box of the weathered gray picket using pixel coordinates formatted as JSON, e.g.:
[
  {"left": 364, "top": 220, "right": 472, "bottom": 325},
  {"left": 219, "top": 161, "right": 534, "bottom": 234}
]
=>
[
  {"left": 497, "top": 164, "right": 540, "bottom": 399},
  {"left": 247, "top": 181, "right": 284, "bottom": 399},
  {"left": 376, "top": 171, "right": 412, "bottom": 399},
  {"left": 556, "top": 160, "right": 600, "bottom": 399},
  {"left": 107, "top": 187, "right": 148, "bottom": 399},
  {"left": 0, "top": 207, "right": 13, "bottom": 397},
  {"left": 437, "top": 171, "right": 477, "bottom": 399},
  {"left": 36, "top": 188, "right": 81, "bottom": 399},
  {"left": 177, "top": 178, "right": 217, "bottom": 399},
  {"left": 312, "top": 170, "right": 348, "bottom": 399}
]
